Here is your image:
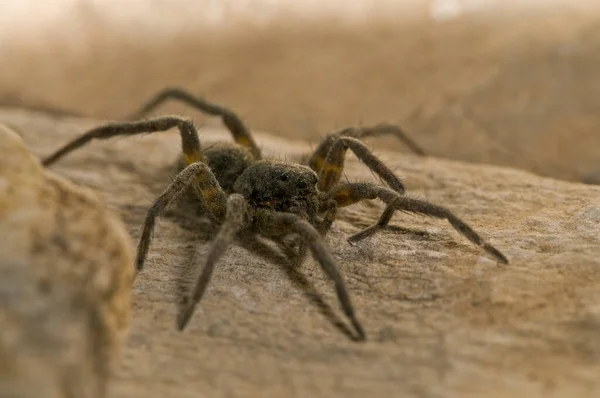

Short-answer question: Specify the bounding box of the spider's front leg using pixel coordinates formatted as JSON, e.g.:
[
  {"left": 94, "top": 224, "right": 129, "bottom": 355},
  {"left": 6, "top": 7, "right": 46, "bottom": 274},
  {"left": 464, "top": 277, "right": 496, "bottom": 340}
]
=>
[
  {"left": 254, "top": 209, "right": 365, "bottom": 341},
  {"left": 177, "top": 194, "right": 248, "bottom": 330},
  {"left": 326, "top": 182, "right": 509, "bottom": 264},
  {"left": 136, "top": 161, "right": 227, "bottom": 271}
]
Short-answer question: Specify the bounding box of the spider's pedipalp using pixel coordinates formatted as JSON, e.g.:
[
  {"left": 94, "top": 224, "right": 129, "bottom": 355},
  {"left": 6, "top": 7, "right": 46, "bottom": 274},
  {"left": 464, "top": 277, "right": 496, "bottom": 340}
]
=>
[
  {"left": 255, "top": 209, "right": 366, "bottom": 341},
  {"left": 316, "top": 197, "right": 338, "bottom": 237},
  {"left": 177, "top": 194, "right": 248, "bottom": 331},
  {"left": 130, "top": 88, "right": 262, "bottom": 159},
  {"left": 285, "top": 197, "right": 338, "bottom": 266},
  {"left": 327, "top": 183, "right": 509, "bottom": 264},
  {"left": 42, "top": 116, "right": 204, "bottom": 167},
  {"left": 137, "top": 161, "right": 226, "bottom": 271}
]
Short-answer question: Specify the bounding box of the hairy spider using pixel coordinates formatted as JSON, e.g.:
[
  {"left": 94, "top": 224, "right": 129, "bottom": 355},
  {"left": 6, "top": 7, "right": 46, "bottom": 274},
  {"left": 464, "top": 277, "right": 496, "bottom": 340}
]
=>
[{"left": 42, "top": 88, "right": 508, "bottom": 341}]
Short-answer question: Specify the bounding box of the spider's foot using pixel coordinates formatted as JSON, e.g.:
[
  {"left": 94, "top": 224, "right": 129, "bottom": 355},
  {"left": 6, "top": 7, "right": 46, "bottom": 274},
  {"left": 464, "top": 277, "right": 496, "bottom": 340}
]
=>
[
  {"left": 350, "top": 315, "right": 366, "bottom": 342},
  {"left": 135, "top": 257, "right": 145, "bottom": 271},
  {"left": 135, "top": 242, "right": 150, "bottom": 271},
  {"left": 177, "top": 302, "right": 197, "bottom": 331},
  {"left": 483, "top": 243, "right": 509, "bottom": 265},
  {"left": 347, "top": 225, "right": 380, "bottom": 245}
]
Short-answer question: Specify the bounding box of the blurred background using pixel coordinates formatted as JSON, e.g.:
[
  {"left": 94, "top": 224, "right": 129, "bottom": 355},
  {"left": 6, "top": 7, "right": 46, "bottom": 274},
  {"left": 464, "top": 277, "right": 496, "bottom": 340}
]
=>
[{"left": 1, "top": 0, "right": 599, "bottom": 184}]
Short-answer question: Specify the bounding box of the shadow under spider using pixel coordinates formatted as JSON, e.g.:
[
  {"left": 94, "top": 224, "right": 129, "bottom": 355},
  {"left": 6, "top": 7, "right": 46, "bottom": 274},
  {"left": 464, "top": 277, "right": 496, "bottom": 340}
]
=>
[
  {"left": 347, "top": 217, "right": 435, "bottom": 240},
  {"left": 162, "top": 201, "right": 358, "bottom": 342},
  {"left": 383, "top": 225, "right": 435, "bottom": 239},
  {"left": 237, "top": 235, "right": 359, "bottom": 341}
]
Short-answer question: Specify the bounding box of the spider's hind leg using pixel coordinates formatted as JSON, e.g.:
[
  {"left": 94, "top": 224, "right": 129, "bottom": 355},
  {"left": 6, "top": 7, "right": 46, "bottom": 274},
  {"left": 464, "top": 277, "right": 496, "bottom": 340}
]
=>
[
  {"left": 349, "top": 123, "right": 426, "bottom": 156},
  {"left": 129, "top": 87, "right": 261, "bottom": 159},
  {"left": 307, "top": 124, "right": 425, "bottom": 178},
  {"left": 326, "top": 182, "right": 509, "bottom": 264}
]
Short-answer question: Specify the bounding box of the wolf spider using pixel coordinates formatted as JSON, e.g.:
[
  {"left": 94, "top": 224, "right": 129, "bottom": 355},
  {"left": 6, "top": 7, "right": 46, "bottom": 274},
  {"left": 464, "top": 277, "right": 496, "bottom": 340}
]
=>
[{"left": 42, "top": 88, "right": 508, "bottom": 341}]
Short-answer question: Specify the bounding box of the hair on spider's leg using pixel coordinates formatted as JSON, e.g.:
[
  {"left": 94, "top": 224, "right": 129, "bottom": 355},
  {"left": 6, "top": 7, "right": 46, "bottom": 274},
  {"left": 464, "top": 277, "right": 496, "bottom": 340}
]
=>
[
  {"left": 256, "top": 210, "right": 366, "bottom": 341},
  {"left": 328, "top": 183, "right": 509, "bottom": 264},
  {"left": 42, "top": 116, "right": 203, "bottom": 167},
  {"left": 318, "top": 135, "right": 406, "bottom": 194},
  {"left": 137, "top": 162, "right": 227, "bottom": 272},
  {"left": 177, "top": 194, "right": 248, "bottom": 331},
  {"left": 129, "top": 87, "right": 262, "bottom": 159}
]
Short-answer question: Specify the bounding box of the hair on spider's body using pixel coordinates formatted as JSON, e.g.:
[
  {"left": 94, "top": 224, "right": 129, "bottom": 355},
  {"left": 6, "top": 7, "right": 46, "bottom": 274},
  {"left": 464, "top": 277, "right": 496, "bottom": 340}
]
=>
[
  {"left": 199, "top": 142, "right": 253, "bottom": 192},
  {"left": 42, "top": 88, "right": 509, "bottom": 342}
]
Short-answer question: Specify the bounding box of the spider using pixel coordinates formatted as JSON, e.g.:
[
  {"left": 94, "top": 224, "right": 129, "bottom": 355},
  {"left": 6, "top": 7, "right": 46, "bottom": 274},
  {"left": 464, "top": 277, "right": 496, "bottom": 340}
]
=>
[{"left": 42, "top": 88, "right": 508, "bottom": 341}]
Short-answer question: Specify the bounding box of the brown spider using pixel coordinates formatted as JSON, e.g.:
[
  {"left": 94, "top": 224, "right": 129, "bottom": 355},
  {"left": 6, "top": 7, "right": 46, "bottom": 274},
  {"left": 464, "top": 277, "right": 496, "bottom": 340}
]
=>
[{"left": 42, "top": 88, "right": 508, "bottom": 341}]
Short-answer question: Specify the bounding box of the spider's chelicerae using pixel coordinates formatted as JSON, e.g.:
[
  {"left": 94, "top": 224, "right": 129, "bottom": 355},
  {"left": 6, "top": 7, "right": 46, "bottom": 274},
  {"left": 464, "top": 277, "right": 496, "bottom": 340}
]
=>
[{"left": 42, "top": 88, "right": 508, "bottom": 341}]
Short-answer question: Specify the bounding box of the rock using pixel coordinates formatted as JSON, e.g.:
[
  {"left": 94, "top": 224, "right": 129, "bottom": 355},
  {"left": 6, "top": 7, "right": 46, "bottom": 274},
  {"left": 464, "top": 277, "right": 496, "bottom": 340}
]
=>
[
  {"left": 0, "top": 124, "right": 135, "bottom": 398},
  {"left": 2, "top": 108, "right": 600, "bottom": 398}
]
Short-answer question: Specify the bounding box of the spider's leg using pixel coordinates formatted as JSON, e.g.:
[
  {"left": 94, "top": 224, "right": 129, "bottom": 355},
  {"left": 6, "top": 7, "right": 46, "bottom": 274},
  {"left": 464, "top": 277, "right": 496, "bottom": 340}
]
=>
[
  {"left": 327, "top": 182, "right": 509, "bottom": 264},
  {"left": 255, "top": 209, "right": 365, "bottom": 341},
  {"left": 137, "top": 162, "right": 227, "bottom": 271},
  {"left": 316, "top": 196, "right": 339, "bottom": 237},
  {"left": 316, "top": 135, "right": 406, "bottom": 194},
  {"left": 129, "top": 87, "right": 261, "bottom": 159},
  {"left": 280, "top": 197, "right": 337, "bottom": 266},
  {"left": 42, "top": 116, "right": 204, "bottom": 167},
  {"left": 178, "top": 194, "right": 247, "bottom": 331},
  {"left": 306, "top": 134, "right": 336, "bottom": 174},
  {"left": 350, "top": 124, "right": 426, "bottom": 156},
  {"left": 306, "top": 124, "right": 425, "bottom": 175}
]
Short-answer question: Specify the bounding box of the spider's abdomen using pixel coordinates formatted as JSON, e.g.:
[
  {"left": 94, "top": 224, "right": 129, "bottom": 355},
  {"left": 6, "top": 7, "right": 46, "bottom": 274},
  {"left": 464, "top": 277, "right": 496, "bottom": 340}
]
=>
[{"left": 203, "top": 143, "right": 254, "bottom": 192}]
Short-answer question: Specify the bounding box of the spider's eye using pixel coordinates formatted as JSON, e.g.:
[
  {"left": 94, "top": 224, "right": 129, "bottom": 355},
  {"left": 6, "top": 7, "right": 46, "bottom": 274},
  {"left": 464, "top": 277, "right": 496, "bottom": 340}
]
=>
[
  {"left": 280, "top": 173, "right": 289, "bottom": 181},
  {"left": 297, "top": 180, "right": 307, "bottom": 189}
]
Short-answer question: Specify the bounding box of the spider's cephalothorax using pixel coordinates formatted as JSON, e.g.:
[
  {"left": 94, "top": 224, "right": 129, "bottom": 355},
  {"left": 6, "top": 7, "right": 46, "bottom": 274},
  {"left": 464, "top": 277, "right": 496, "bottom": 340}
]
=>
[
  {"left": 233, "top": 160, "right": 319, "bottom": 222},
  {"left": 42, "top": 88, "right": 509, "bottom": 341}
]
